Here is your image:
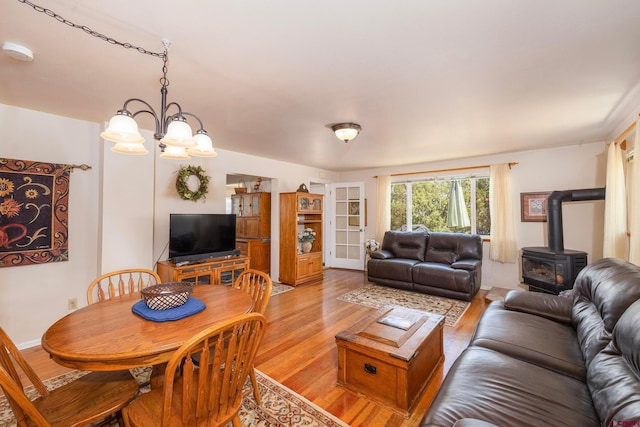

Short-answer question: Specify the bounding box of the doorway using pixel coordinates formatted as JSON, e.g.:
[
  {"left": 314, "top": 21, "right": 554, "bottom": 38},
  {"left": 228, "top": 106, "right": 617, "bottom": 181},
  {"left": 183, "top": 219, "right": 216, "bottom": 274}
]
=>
[{"left": 329, "top": 182, "right": 365, "bottom": 270}]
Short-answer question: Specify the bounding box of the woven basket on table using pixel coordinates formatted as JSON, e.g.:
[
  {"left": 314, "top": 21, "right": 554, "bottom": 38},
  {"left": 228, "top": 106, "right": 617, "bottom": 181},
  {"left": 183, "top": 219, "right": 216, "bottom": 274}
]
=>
[{"left": 141, "top": 282, "right": 194, "bottom": 310}]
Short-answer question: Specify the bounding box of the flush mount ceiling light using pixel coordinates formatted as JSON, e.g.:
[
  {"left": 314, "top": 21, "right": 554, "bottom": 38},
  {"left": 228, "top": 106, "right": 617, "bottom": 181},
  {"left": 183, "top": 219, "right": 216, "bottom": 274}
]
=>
[
  {"left": 327, "top": 122, "right": 362, "bottom": 143},
  {"left": 2, "top": 42, "right": 34, "bottom": 62},
  {"left": 18, "top": 1, "right": 216, "bottom": 160}
]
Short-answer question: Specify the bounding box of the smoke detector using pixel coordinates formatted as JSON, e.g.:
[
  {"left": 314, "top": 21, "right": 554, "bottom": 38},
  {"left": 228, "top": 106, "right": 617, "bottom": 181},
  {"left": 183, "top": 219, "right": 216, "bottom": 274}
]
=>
[{"left": 2, "top": 42, "right": 34, "bottom": 62}]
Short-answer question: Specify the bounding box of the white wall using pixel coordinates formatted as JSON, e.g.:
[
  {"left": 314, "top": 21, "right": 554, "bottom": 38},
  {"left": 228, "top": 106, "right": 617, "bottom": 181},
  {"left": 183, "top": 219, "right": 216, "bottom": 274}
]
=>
[
  {"left": 99, "top": 128, "right": 155, "bottom": 272},
  {"left": 0, "top": 104, "right": 101, "bottom": 346},
  {"left": 338, "top": 142, "right": 607, "bottom": 290}
]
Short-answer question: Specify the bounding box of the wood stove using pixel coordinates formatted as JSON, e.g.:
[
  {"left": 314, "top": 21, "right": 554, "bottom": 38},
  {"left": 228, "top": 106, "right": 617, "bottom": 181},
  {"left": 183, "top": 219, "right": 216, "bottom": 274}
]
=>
[
  {"left": 521, "top": 247, "right": 587, "bottom": 294},
  {"left": 521, "top": 187, "right": 605, "bottom": 294}
]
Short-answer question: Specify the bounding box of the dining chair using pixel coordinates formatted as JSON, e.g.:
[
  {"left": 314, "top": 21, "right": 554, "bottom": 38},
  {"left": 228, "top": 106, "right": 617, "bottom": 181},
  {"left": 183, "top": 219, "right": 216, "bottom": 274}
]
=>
[
  {"left": 232, "top": 269, "right": 272, "bottom": 405},
  {"left": 87, "top": 268, "right": 161, "bottom": 304},
  {"left": 122, "top": 313, "right": 267, "bottom": 427},
  {"left": 0, "top": 326, "right": 139, "bottom": 427}
]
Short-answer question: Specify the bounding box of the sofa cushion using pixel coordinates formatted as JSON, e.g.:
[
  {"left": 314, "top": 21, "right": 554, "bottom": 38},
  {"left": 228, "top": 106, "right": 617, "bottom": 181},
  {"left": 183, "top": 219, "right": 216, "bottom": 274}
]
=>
[
  {"left": 381, "top": 231, "right": 428, "bottom": 261},
  {"left": 412, "top": 262, "right": 473, "bottom": 293},
  {"left": 504, "top": 290, "right": 572, "bottom": 324},
  {"left": 425, "top": 232, "right": 482, "bottom": 265},
  {"left": 572, "top": 258, "right": 640, "bottom": 366},
  {"left": 471, "top": 301, "right": 586, "bottom": 380},
  {"left": 370, "top": 249, "right": 393, "bottom": 260},
  {"left": 421, "top": 347, "right": 599, "bottom": 427},
  {"left": 587, "top": 299, "right": 640, "bottom": 426},
  {"left": 367, "top": 258, "right": 418, "bottom": 283}
]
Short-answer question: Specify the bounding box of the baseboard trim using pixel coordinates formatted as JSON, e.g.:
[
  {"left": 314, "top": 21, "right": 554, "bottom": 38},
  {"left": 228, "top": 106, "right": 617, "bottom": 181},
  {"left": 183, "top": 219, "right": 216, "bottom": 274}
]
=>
[{"left": 17, "top": 339, "right": 40, "bottom": 350}]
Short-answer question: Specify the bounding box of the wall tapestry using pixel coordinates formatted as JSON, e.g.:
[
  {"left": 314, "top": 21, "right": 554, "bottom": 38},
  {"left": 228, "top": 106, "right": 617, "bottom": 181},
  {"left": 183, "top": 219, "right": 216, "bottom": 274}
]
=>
[{"left": 0, "top": 158, "right": 70, "bottom": 267}]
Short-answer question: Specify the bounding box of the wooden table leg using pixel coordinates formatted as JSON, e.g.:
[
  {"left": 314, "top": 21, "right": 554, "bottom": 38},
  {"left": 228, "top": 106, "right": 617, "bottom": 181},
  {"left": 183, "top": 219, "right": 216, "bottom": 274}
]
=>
[{"left": 150, "top": 363, "right": 166, "bottom": 389}]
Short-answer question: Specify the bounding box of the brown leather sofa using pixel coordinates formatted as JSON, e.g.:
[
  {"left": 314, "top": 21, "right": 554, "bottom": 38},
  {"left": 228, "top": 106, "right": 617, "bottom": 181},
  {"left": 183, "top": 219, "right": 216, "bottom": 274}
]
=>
[
  {"left": 421, "top": 257, "right": 640, "bottom": 427},
  {"left": 367, "top": 231, "right": 483, "bottom": 301}
]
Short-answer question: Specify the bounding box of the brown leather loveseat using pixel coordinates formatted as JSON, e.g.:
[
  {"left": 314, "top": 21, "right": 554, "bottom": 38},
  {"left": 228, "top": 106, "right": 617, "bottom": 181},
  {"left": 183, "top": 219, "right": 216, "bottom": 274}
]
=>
[
  {"left": 367, "top": 231, "right": 483, "bottom": 301},
  {"left": 421, "top": 257, "right": 640, "bottom": 427}
]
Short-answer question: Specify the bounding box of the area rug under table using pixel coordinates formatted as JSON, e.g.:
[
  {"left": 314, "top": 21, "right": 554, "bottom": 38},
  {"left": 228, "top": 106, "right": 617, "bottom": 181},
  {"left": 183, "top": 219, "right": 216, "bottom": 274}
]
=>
[
  {"left": 271, "top": 282, "right": 295, "bottom": 297},
  {"left": 0, "top": 368, "right": 348, "bottom": 427},
  {"left": 337, "top": 284, "right": 470, "bottom": 327}
]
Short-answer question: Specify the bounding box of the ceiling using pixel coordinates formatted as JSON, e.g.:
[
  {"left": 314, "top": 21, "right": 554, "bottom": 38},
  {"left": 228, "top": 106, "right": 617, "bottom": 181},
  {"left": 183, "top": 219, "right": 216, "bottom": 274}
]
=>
[{"left": 2, "top": 1, "right": 640, "bottom": 171}]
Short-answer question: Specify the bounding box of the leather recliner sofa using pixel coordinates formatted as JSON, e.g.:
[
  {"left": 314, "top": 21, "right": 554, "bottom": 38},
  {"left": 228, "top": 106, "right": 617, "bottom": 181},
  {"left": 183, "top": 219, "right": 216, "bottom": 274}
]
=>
[
  {"left": 367, "top": 231, "right": 483, "bottom": 301},
  {"left": 421, "top": 257, "right": 640, "bottom": 427}
]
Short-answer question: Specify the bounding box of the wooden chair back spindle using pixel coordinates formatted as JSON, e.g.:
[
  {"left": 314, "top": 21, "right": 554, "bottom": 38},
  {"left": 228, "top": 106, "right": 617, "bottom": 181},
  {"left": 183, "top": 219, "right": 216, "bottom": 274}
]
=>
[
  {"left": 87, "top": 268, "right": 161, "bottom": 304},
  {"left": 233, "top": 269, "right": 273, "bottom": 315}
]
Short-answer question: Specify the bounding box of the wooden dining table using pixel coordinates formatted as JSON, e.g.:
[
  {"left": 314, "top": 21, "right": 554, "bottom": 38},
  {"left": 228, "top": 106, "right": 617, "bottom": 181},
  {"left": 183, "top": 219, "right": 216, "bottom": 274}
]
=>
[{"left": 42, "top": 285, "right": 254, "bottom": 371}]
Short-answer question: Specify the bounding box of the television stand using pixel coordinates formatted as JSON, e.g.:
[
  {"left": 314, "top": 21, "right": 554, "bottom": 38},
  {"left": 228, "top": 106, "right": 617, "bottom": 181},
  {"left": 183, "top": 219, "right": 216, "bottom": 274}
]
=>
[{"left": 157, "top": 256, "right": 249, "bottom": 286}]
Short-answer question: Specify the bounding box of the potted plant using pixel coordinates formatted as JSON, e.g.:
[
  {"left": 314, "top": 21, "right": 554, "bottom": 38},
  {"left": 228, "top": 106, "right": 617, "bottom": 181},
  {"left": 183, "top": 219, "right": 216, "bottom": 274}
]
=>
[
  {"left": 364, "top": 238, "right": 380, "bottom": 255},
  {"left": 298, "top": 228, "right": 316, "bottom": 253}
]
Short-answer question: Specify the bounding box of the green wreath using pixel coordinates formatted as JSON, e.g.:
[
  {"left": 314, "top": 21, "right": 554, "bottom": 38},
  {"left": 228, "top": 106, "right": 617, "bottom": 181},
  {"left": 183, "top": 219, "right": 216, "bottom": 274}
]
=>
[{"left": 176, "top": 165, "right": 210, "bottom": 202}]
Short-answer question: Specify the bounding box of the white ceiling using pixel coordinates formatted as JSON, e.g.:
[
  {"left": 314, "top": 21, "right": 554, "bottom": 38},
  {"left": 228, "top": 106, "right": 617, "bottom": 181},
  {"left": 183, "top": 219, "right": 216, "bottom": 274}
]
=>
[{"left": 2, "top": 0, "right": 640, "bottom": 171}]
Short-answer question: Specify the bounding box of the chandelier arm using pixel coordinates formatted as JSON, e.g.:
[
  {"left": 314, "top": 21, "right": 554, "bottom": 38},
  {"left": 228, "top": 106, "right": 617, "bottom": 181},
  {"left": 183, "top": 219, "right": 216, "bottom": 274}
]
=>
[
  {"left": 121, "top": 98, "right": 162, "bottom": 138},
  {"left": 181, "top": 112, "right": 206, "bottom": 132},
  {"left": 162, "top": 101, "right": 187, "bottom": 132},
  {"left": 164, "top": 101, "right": 184, "bottom": 117}
]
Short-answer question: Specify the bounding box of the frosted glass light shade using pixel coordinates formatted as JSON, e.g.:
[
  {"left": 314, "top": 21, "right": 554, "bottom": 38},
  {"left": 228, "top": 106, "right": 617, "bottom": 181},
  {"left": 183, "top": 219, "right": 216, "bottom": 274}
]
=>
[
  {"left": 101, "top": 114, "right": 145, "bottom": 143},
  {"left": 187, "top": 132, "right": 218, "bottom": 157},
  {"left": 160, "top": 145, "right": 190, "bottom": 160},
  {"left": 160, "top": 119, "right": 196, "bottom": 147},
  {"left": 335, "top": 127, "right": 359, "bottom": 142},
  {"left": 329, "top": 122, "right": 362, "bottom": 143},
  {"left": 111, "top": 141, "right": 149, "bottom": 155}
]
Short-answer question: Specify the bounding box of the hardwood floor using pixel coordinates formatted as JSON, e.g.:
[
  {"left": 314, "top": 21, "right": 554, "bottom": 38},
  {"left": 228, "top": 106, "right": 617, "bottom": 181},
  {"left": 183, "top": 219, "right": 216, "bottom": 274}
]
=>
[{"left": 17, "top": 268, "right": 489, "bottom": 426}]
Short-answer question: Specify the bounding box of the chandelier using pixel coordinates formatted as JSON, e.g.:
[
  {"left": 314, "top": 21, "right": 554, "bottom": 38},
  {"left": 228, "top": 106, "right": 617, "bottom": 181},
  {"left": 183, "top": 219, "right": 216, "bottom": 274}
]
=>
[
  {"left": 100, "top": 40, "right": 216, "bottom": 159},
  {"left": 16, "top": 1, "right": 216, "bottom": 160}
]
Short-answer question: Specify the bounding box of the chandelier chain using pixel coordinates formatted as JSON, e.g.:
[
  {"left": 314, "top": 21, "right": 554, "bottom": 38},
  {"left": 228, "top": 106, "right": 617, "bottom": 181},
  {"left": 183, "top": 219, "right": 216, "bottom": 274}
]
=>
[
  {"left": 160, "top": 51, "right": 170, "bottom": 88},
  {"left": 17, "top": 0, "right": 166, "bottom": 59}
]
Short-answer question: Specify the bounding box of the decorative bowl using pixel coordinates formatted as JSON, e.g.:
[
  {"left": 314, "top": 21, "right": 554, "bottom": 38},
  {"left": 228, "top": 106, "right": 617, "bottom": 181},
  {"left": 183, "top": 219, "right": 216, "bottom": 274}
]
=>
[{"left": 141, "top": 282, "right": 194, "bottom": 310}]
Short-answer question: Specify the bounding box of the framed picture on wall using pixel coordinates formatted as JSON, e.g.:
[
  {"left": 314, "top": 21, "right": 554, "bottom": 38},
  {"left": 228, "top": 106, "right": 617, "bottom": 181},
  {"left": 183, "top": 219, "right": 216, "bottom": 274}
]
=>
[{"left": 521, "top": 192, "right": 551, "bottom": 222}]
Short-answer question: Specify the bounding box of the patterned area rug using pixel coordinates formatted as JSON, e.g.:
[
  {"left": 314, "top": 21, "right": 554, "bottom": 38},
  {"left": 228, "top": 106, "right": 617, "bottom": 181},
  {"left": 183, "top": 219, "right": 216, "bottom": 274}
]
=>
[
  {"left": 337, "top": 284, "right": 470, "bottom": 327},
  {"left": 0, "top": 368, "right": 347, "bottom": 427},
  {"left": 271, "top": 282, "right": 295, "bottom": 297}
]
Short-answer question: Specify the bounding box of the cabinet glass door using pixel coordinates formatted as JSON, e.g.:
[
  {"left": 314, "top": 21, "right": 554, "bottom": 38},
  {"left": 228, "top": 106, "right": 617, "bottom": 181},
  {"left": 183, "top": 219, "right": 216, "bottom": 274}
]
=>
[
  {"left": 231, "top": 197, "right": 241, "bottom": 215},
  {"left": 251, "top": 194, "right": 260, "bottom": 216},
  {"left": 242, "top": 195, "right": 251, "bottom": 216}
]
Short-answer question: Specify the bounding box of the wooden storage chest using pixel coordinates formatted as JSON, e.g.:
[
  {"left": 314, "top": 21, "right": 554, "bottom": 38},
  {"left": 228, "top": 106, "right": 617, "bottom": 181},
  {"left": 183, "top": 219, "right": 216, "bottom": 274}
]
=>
[{"left": 335, "top": 305, "right": 444, "bottom": 417}]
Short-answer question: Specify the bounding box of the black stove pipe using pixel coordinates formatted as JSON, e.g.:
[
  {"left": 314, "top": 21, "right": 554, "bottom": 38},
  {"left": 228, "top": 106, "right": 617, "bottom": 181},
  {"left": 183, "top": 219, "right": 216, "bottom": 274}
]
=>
[{"left": 547, "top": 187, "right": 606, "bottom": 253}]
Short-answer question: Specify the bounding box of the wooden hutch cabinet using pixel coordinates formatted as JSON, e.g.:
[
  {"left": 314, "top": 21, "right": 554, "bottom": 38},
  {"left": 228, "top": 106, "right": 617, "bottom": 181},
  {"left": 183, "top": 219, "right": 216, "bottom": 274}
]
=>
[
  {"left": 157, "top": 256, "right": 249, "bottom": 286},
  {"left": 279, "top": 192, "right": 323, "bottom": 286},
  {"left": 231, "top": 192, "right": 271, "bottom": 273}
]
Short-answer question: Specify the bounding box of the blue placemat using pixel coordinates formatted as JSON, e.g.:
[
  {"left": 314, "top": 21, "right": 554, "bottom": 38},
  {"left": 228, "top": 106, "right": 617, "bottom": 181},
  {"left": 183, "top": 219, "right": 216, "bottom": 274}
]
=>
[{"left": 132, "top": 297, "right": 206, "bottom": 322}]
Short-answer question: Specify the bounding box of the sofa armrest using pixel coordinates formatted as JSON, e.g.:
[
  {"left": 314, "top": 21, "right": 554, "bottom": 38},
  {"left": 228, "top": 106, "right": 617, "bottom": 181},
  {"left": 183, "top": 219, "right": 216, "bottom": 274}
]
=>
[
  {"left": 370, "top": 249, "right": 395, "bottom": 260},
  {"left": 452, "top": 419, "right": 500, "bottom": 427},
  {"left": 504, "top": 290, "right": 572, "bottom": 324},
  {"left": 451, "top": 259, "right": 481, "bottom": 271}
]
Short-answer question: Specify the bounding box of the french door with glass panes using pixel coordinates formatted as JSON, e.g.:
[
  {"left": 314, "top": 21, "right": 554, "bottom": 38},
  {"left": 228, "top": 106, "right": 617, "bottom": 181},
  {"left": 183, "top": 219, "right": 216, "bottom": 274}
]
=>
[{"left": 330, "top": 182, "right": 365, "bottom": 270}]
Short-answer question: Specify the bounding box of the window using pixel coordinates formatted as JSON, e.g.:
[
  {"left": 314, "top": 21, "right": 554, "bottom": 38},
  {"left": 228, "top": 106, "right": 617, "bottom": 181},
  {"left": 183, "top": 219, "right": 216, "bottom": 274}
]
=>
[{"left": 390, "top": 175, "right": 490, "bottom": 235}]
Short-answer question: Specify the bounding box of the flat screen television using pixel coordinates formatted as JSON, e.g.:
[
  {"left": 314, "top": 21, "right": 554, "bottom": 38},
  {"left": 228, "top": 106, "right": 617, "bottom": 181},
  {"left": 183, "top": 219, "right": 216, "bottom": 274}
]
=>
[{"left": 169, "top": 213, "right": 238, "bottom": 263}]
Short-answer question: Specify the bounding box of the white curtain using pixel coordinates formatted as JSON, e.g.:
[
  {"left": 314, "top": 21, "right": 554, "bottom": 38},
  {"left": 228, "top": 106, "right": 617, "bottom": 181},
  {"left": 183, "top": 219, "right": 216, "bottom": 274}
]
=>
[
  {"left": 489, "top": 164, "right": 517, "bottom": 263},
  {"left": 376, "top": 175, "right": 391, "bottom": 243},
  {"left": 629, "top": 124, "right": 640, "bottom": 265},
  {"left": 603, "top": 141, "right": 628, "bottom": 259}
]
